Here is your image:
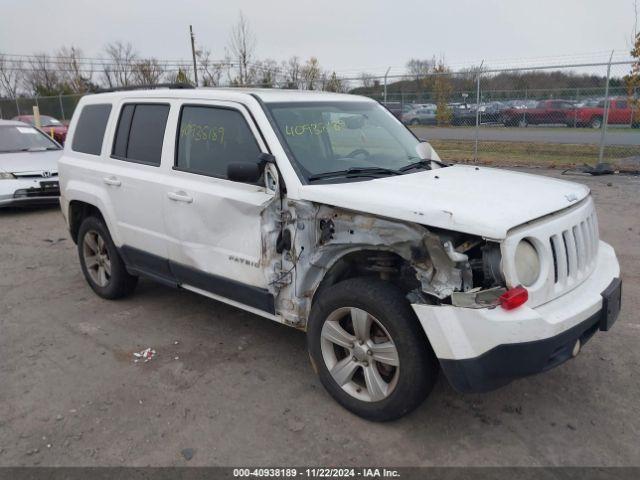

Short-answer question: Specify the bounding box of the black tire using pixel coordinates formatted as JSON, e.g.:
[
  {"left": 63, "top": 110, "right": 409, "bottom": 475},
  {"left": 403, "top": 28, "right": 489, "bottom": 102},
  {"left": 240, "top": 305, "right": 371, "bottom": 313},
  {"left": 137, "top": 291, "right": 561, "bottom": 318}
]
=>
[
  {"left": 77, "top": 216, "right": 138, "bottom": 299},
  {"left": 307, "top": 278, "right": 438, "bottom": 421},
  {"left": 589, "top": 116, "right": 603, "bottom": 129},
  {"left": 410, "top": 119, "right": 419, "bottom": 126}
]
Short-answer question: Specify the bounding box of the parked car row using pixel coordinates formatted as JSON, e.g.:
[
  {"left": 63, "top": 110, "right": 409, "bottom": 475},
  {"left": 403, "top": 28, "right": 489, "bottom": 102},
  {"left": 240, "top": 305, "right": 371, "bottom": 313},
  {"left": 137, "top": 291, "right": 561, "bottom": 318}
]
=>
[
  {"left": 12, "top": 115, "right": 69, "bottom": 143},
  {"left": 396, "top": 98, "right": 639, "bottom": 128}
]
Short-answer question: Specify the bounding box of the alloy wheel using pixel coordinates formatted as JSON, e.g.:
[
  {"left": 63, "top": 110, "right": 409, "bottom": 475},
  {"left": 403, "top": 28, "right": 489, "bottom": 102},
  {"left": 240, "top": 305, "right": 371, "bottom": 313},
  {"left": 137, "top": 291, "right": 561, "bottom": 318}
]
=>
[
  {"left": 320, "top": 307, "right": 400, "bottom": 402},
  {"left": 82, "top": 230, "right": 111, "bottom": 287}
]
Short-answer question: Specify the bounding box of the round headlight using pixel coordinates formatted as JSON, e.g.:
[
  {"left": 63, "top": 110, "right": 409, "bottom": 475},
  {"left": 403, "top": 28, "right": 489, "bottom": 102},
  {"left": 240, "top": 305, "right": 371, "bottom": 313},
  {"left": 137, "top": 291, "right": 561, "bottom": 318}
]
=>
[{"left": 514, "top": 239, "right": 540, "bottom": 287}]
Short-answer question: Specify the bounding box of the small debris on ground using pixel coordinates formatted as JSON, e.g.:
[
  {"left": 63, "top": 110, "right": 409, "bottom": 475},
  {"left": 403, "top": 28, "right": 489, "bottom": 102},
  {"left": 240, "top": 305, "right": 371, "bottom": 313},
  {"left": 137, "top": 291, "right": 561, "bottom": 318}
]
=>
[
  {"left": 181, "top": 448, "right": 195, "bottom": 461},
  {"left": 133, "top": 347, "right": 156, "bottom": 363}
]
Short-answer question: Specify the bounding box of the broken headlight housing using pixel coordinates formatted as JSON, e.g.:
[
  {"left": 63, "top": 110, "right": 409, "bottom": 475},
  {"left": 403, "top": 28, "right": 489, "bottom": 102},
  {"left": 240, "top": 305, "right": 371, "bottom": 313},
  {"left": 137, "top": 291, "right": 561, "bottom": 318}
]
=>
[{"left": 514, "top": 239, "right": 540, "bottom": 287}]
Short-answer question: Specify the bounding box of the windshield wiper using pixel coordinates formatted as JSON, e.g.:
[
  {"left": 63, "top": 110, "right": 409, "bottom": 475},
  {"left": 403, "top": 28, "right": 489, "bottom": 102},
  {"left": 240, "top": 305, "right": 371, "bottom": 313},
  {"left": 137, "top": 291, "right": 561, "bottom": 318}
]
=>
[
  {"left": 399, "top": 159, "right": 432, "bottom": 172},
  {"left": 308, "top": 166, "right": 402, "bottom": 182}
]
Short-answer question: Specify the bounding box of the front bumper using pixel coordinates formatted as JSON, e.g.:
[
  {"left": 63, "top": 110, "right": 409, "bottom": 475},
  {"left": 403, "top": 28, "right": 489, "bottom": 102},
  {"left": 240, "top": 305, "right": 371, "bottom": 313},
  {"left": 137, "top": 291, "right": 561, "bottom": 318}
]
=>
[
  {"left": 412, "top": 241, "right": 621, "bottom": 393},
  {"left": 0, "top": 176, "right": 60, "bottom": 207}
]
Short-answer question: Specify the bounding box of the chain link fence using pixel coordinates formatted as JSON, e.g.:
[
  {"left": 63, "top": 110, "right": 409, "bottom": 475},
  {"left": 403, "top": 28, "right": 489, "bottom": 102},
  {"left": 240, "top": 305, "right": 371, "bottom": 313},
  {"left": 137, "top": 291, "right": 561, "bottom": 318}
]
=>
[
  {"left": 1, "top": 60, "right": 638, "bottom": 170},
  {"left": 356, "top": 60, "right": 639, "bottom": 171}
]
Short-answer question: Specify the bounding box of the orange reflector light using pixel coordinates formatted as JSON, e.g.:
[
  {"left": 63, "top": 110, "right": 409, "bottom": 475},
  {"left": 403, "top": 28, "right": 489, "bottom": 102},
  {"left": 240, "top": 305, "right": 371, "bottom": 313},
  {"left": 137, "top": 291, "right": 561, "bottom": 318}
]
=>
[{"left": 499, "top": 285, "right": 528, "bottom": 310}]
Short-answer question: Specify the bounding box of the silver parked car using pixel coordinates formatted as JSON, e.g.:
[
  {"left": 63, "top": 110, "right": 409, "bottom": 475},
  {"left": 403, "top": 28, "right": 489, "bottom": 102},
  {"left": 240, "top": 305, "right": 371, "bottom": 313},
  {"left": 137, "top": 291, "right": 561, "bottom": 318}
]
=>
[
  {"left": 0, "top": 120, "right": 62, "bottom": 207},
  {"left": 402, "top": 107, "right": 437, "bottom": 125}
]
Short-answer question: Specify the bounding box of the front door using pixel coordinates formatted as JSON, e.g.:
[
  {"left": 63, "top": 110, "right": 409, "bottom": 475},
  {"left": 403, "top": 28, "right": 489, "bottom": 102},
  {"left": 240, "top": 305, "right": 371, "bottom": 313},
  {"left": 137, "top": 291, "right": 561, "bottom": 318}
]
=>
[{"left": 163, "top": 101, "right": 277, "bottom": 313}]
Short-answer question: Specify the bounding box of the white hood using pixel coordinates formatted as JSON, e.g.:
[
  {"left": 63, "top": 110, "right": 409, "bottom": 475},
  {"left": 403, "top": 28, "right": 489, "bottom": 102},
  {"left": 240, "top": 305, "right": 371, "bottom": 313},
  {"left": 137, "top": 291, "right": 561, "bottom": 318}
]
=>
[
  {"left": 0, "top": 150, "right": 61, "bottom": 175},
  {"left": 298, "top": 165, "right": 590, "bottom": 239}
]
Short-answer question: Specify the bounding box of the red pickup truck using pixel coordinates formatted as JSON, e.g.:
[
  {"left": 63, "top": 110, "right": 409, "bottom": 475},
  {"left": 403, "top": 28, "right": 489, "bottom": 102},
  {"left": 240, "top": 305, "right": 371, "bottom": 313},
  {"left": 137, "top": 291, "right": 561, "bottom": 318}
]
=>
[
  {"left": 568, "top": 99, "right": 639, "bottom": 128},
  {"left": 501, "top": 100, "right": 575, "bottom": 127}
]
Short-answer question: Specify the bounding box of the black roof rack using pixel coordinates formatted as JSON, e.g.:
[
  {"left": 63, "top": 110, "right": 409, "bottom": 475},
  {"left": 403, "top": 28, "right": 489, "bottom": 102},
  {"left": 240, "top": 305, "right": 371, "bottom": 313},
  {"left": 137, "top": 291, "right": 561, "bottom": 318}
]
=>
[{"left": 94, "top": 83, "right": 195, "bottom": 93}]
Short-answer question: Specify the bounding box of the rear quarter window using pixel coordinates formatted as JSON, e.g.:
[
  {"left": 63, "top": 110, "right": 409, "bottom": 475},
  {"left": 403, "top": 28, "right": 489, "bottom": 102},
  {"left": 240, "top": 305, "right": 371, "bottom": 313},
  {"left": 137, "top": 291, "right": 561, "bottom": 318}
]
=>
[
  {"left": 112, "top": 103, "right": 170, "bottom": 166},
  {"left": 71, "top": 104, "right": 112, "bottom": 155}
]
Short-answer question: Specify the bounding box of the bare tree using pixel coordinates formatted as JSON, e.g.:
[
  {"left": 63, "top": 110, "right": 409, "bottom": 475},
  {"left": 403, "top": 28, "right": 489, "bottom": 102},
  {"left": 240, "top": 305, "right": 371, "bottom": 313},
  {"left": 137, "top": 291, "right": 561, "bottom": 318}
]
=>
[
  {"left": 24, "top": 53, "right": 63, "bottom": 96},
  {"left": 360, "top": 72, "right": 374, "bottom": 89},
  {"left": 249, "top": 59, "right": 279, "bottom": 87},
  {"left": 282, "top": 56, "right": 301, "bottom": 89},
  {"left": 0, "top": 54, "right": 23, "bottom": 98},
  {"left": 301, "top": 57, "right": 321, "bottom": 90},
  {"left": 197, "top": 49, "right": 226, "bottom": 87},
  {"left": 102, "top": 41, "right": 138, "bottom": 88},
  {"left": 406, "top": 57, "right": 434, "bottom": 90},
  {"left": 56, "top": 46, "right": 92, "bottom": 93},
  {"left": 228, "top": 11, "right": 256, "bottom": 86},
  {"left": 132, "top": 58, "right": 165, "bottom": 85}
]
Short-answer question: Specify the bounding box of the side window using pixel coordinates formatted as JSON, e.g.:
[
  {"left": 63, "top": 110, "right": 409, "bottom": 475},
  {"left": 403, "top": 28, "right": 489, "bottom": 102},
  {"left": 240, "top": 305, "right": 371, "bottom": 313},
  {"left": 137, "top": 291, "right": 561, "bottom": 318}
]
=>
[
  {"left": 112, "top": 103, "right": 169, "bottom": 166},
  {"left": 176, "top": 106, "right": 261, "bottom": 179},
  {"left": 72, "top": 104, "right": 112, "bottom": 155}
]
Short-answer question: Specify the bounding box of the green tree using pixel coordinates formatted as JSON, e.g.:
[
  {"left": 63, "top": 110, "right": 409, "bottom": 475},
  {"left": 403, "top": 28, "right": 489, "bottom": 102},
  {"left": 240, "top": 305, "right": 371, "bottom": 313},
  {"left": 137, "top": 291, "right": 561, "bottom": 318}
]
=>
[
  {"left": 433, "top": 59, "right": 453, "bottom": 125},
  {"left": 626, "top": 33, "right": 640, "bottom": 124}
]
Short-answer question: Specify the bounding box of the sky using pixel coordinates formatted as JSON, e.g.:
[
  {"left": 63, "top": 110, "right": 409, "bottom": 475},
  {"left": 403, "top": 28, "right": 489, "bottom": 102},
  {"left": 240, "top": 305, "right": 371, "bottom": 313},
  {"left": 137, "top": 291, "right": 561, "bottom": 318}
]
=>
[{"left": 0, "top": 0, "right": 637, "bottom": 76}]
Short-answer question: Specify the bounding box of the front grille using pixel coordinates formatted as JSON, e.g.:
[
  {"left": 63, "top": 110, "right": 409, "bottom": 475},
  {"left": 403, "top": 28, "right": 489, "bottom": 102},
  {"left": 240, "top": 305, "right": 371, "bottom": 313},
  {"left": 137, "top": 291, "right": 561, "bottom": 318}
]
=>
[
  {"left": 502, "top": 197, "right": 600, "bottom": 307},
  {"left": 548, "top": 210, "right": 599, "bottom": 286},
  {"left": 13, "top": 185, "right": 60, "bottom": 198}
]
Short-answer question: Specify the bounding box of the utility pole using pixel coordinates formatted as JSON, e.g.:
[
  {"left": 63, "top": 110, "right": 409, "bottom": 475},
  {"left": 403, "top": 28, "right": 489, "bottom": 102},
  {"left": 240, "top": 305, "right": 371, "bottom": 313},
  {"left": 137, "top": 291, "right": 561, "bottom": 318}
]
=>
[
  {"left": 597, "top": 50, "right": 614, "bottom": 166},
  {"left": 190, "top": 25, "right": 199, "bottom": 86},
  {"left": 473, "top": 60, "right": 484, "bottom": 162}
]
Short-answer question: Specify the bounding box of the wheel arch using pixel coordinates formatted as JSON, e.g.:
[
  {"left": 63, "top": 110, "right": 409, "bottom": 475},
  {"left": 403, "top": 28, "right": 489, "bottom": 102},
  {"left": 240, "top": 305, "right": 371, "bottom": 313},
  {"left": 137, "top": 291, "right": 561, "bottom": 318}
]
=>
[{"left": 66, "top": 186, "right": 120, "bottom": 245}]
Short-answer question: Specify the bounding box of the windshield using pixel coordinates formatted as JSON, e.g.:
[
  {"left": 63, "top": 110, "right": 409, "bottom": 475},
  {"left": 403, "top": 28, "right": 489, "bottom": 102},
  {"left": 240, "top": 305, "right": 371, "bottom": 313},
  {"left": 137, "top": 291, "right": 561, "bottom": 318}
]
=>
[
  {"left": 40, "top": 116, "right": 63, "bottom": 126},
  {"left": 0, "top": 125, "right": 60, "bottom": 153},
  {"left": 267, "top": 101, "right": 422, "bottom": 183}
]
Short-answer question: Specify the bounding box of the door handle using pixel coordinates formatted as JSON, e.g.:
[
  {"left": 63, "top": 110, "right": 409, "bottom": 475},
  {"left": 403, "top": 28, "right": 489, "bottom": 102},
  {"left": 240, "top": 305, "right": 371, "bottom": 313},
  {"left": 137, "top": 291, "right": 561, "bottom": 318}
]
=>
[
  {"left": 167, "top": 191, "right": 193, "bottom": 203},
  {"left": 103, "top": 176, "right": 121, "bottom": 187}
]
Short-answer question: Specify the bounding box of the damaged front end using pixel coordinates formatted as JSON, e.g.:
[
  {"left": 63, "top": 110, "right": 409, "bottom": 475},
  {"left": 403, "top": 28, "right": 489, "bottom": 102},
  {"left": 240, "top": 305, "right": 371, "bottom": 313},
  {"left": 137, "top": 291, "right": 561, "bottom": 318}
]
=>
[{"left": 261, "top": 200, "right": 507, "bottom": 328}]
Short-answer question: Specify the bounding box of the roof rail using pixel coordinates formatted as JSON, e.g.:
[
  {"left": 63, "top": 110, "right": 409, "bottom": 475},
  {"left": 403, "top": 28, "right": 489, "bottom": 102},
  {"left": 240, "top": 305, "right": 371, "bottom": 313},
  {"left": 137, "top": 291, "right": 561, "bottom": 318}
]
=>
[{"left": 94, "top": 83, "right": 195, "bottom": 93}]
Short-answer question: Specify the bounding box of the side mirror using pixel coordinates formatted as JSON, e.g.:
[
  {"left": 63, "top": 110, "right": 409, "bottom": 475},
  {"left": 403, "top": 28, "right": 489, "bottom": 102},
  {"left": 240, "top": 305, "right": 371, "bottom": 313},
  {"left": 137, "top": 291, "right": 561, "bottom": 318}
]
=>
[
  {"left": 415, "top": 141, "right": 442, "bottom": 163},
  {"left": 227, "top": 162, "right": 262, "bottom": 183}
]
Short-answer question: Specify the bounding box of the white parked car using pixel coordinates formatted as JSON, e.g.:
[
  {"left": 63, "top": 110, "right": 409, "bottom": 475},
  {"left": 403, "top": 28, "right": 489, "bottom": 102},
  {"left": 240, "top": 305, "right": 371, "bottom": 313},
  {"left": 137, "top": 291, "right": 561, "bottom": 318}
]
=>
[
  {"left": 58, "top": 88, "right": 621, "bottom": 421},
  {"left": 0, "top": 120, "right": 62, "bottom": 207}
]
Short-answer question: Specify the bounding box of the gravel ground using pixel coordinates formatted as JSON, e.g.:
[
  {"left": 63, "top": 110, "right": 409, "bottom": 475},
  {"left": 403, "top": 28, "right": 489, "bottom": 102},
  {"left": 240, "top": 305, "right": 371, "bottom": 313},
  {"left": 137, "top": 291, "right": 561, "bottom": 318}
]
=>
[{"left": 0, "top": 168, "right": 638, "bottom": 467}]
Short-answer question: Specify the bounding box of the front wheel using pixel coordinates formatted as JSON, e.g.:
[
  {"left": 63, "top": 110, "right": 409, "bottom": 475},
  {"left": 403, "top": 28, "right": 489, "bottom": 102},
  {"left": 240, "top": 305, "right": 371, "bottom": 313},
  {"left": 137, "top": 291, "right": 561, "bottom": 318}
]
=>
[
  {"left": 307, "top": 278, "right": 438, "bottom": 421},
  {"left": 590, "top": 116, "right": 603, "bottom": 129}
]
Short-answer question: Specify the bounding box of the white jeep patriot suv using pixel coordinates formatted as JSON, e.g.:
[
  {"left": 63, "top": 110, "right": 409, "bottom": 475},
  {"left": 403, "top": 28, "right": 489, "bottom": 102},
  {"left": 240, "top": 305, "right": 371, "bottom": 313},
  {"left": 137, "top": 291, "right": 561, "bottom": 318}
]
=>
[{"left": 58, "top": 87, "right": 621, "bottom": 421}]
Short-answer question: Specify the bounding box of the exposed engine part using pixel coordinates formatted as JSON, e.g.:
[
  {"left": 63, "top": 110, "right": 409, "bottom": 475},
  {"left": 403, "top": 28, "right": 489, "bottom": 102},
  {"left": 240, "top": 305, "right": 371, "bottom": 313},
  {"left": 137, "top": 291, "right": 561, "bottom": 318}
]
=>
[
  {"left": 443, "top": 241, "right": 469, "bottom": 263},
  {"left": 318, "top": 218, "right": 335, "bottom": 244},
  {"left": 276, "top": 228, "right": 292, "bottom": 253},
  {"left": 451, "top": 286, "right": 507, "bottom": 308},
  {"left": 482, "top": 243, "right": 505, "bottom": 287},
  {"left": 362, "top": 252, "right": 398, "bottom": 280}
]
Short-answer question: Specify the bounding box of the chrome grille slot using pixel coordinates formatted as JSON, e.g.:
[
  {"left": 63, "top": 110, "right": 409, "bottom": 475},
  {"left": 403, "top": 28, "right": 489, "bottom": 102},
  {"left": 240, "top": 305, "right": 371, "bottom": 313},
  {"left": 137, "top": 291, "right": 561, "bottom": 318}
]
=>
[{"left": 551, "top": 212, "right": 599, "bottom": 287}]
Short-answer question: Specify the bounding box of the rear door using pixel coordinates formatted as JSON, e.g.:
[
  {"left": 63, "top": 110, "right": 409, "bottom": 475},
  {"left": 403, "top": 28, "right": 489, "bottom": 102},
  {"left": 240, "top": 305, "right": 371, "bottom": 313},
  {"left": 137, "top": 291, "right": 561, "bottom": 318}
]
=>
[
  {"left": 609, "top": 100, "right": 629, "bottom": 124},
  {"left": 102, "top": 100, "right": 174, "bottom": 279},
  {"left": 162, "top": 100, "right": 277, "bottom": 313}
]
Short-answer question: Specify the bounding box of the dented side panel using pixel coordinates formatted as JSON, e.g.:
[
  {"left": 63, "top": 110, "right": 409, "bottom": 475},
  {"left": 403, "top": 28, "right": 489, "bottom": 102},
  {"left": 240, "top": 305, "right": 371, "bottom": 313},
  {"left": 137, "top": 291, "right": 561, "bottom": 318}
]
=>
[{"left": 261, "top": 200, "right": 472, "bottom": 329}]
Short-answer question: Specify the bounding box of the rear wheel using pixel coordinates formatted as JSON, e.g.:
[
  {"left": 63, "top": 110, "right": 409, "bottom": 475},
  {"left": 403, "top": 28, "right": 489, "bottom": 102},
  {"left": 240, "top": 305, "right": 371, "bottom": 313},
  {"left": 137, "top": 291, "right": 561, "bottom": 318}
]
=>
[
  {"left": 590, "top": 116, "right": 603, "bottom": 129},
  {"left": 307, "top": 278, "right": 438, "bottom": 421},
  {"left": 77, "top": 216, "right": 137, "bottom": 299},
  {"left": 518, "top": 117, "right": 528, "bottom": 128},
  {"left": 410, "top": 119, "right": 420, "bottom": 126}
]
